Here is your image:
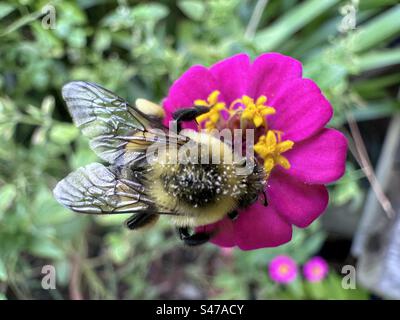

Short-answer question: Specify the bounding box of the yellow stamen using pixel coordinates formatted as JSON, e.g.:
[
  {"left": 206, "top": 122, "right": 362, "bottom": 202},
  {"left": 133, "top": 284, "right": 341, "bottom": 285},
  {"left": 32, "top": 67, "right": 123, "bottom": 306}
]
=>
[
  {"left": 192, "top": 91, "right": 291, "bottom": 177},
  {"left": 230, "top": 94, "right": 276, "bottom": 128},
  {"left": 194, "top": 90, "right": 227, "bottom": 130},
  {"left": 254, "top": 130, "right": 294, "bottom": 176}
]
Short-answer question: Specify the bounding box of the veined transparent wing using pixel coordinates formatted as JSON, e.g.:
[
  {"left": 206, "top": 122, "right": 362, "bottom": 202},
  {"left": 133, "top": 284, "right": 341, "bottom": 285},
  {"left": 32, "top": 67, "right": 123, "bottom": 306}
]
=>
[
  {"left": 62, "top": 81, "right": 180, "bottom": 165},
  {"left": 53, "top": 163, "right": 154, "bottom": 214}
]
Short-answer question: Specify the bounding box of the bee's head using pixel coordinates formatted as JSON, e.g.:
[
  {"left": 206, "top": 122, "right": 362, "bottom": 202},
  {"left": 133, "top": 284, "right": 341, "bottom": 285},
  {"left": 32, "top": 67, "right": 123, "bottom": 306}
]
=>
[{"left": 234, "top": 159, "right": 266, "bottom": 208}]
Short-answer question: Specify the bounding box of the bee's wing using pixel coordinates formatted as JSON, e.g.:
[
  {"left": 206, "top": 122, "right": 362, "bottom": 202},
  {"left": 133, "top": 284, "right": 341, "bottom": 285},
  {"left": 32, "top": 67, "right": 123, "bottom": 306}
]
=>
[
  {"left": 53, "top": 163, "right": 154, "bottom": 214},
  {"left": 62, "top": 81, "right": 182, "bottom": 165}
]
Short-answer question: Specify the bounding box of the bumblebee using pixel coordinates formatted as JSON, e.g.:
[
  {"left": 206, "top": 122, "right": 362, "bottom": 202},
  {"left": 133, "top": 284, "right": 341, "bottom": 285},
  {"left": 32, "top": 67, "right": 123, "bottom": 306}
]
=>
[{"left": 53, "top": 82, "right": 266, "bottom": 246}]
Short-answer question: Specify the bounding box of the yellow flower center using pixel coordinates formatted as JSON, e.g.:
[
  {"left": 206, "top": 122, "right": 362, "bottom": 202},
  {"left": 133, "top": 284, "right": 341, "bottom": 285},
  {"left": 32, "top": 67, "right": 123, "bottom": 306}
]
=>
[
  {"left": 195, "top": 90, "right": 227, "bottom": 130},
  {"left": 278, "top": 264, "right": 290, "bottom": 275},
  {"left": 193, "top": 91, "right": 294, "bottom": 177},
  {"left": 230, "top": 95, "right": 276, "bottom": 128},
  {"left": 312, "top": 266, "right": 323, "bottom": 277},
  {"left": 254, "top": 130, "right": 294, "bottom": 176}
]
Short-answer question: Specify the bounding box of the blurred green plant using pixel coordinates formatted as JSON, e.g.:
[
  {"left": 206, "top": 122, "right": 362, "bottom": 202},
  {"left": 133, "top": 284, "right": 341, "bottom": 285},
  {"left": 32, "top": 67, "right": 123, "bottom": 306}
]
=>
[{"left": 0, "top": 0, "right": 399, "bottom": 300}]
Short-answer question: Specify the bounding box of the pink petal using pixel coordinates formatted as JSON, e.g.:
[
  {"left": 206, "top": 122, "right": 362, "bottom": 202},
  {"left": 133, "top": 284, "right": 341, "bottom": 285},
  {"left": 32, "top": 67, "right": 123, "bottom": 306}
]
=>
[
  {"left": 165, "top": 65, "right": 218, "bottom": 108},
  {"left": 162, "top": 65, "right": 219, "bottom": 129},
  {"left": 198, "top": 218, "right": 236, "bottom": 248},
  {"left": 235, "top": 202, "right": 292, "bottom": 250},
  {"left": 268, "top": 78, "right": 333, "bottom": 142},
  {"left": 197, "top": 203, "right": 292, "bottom": 250},
  {"left": 247, "top": 52, "right": 302, "bottom": 100},
  {"left": 285, "top": 128, "right": 348, "bottom": 184},
  {"left": 209, "top": 53, "right": 251, "bottom": 105},
  {"left": 267, "top": 170, "right": 329, "bottom": 228}
]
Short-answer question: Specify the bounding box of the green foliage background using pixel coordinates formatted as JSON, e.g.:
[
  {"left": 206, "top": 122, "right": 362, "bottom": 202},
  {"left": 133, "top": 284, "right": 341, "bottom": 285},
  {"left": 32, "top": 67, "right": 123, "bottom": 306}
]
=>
[{"left": 0, "top": 0, "right": 399, "bottom": 299}]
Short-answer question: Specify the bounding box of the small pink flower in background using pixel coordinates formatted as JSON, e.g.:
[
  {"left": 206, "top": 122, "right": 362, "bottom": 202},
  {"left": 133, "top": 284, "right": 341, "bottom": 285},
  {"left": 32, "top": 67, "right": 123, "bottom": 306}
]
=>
[
  {"left": 163, "top": 53, "right": 347, "bottom": 250},
  {"left": 268, "top": 255, "right": 298, "bottom": 284},
  {"left": 303, "top": 256, "right": 329, "bottom": 282}
]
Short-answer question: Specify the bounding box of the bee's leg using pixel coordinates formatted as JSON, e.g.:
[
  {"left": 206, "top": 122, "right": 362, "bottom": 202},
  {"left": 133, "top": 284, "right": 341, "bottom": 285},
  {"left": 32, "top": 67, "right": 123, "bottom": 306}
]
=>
[
  {"left": 228, "top": 210, "right": 238, "bottom": 220},
  {"left": 177, "top": 227, "right": 211, "bottom": 246},
  {"left": 262, "top": 191, "right": 269, "bottom": 207},
  {"left": 172, "top": 106, "right": 209, "bottom": 122},
  {"left": 124, "top": 213, "right": 159, "bottom": 230},
  {"left": 172, "top": 106, "right": 209, "bottom": 132}
]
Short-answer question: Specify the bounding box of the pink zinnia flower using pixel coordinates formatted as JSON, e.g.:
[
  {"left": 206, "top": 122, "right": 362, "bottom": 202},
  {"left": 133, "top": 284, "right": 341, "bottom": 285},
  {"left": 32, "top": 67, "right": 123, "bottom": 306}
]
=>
[
  {"left": 163, "top": 53, "right": 347, "bottom": 250},
  {"left": 303, "top": 256, "right": 329, "bottom": 282},
  {"left": 268, "top": 255, "right": 298, "bottom": 284}
]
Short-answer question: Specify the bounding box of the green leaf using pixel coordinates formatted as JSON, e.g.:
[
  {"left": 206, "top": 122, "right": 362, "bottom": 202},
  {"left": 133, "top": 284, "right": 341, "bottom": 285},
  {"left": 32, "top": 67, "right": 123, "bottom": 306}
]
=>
[
  {"left": 31, "top": 23, "right": 63, "bottom": 58},
  {"left": 29, "top": 238, "right": 65, "bottom": 260},
  {"left": 360, "top": 0, "right": 399, "bottom": 10},
  {"left": 0, "top": 3, "right": 14, "bottom": 20},
  {"left": 67, "top": 28, "right": 87, "bottom": 48},
  {"left": 0, "top": 258, "right": 7, "bottom": 281},
  {"left": 93, "top": 30, "right": 112, "bottom": 52},
  {"left": 50, "top": 123, "right": 79, "bottom": 145},
  {"left": 32, "top": 186, "right": 72, "bottom": 225},
  {"left": 0, "top": 184, "right": 17, "bottom": 218},
  {"left": 93, "top": 214, "right": 127, "bottom": 226},
  {"left": 41, "top": 96, "right": 55, "bottom": 115},
  {"left": 332, "top": 101, "right": 398, "bottom": 126},
  {"left": 295, "top": 232, "right": 326, "bottom": 263},
  {"left": 178, "top": 0, "right": 206, "bottom": 21},
  {"left": 358, "top": 49, "right": 400, "bottom": 72},
  {"left": 106, "top": 233, "right": 131, "bottom": 264},
  {"left": 131, "top": 3, "right": 169, "bottom": 22},
  {"left": 304, "top": 280, "right": 327, "bottom": 299},
  {"left": 286, "top": 279, "right": 306, "bottom": 299},
  {"left": 1, "top": 10, "right": 43, "bottom": 36},
  {"left": 255, "top": 0, "right": 340, "bottom": 51},
  {"left": 69, "top": 137, "right": 98, "bottom": 169},
  {"left": 325, "top": 273, "right": 348, "bottom": 299},
  {"left": 331, "top": 174, "right": 363, "bottom": 206},
  {"left": 58, "top": 2, "right": 87, "bottom": 25},
  {"left": 353, "top": 6, "right": 400, "bottom": 52},
  {"left": 55, "top": 260, "right": 71, "bottom": 285}
]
